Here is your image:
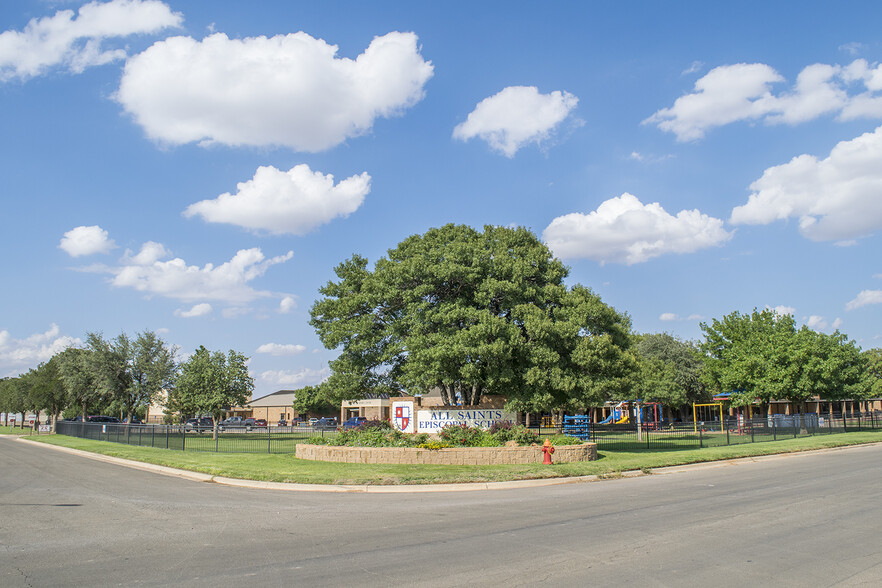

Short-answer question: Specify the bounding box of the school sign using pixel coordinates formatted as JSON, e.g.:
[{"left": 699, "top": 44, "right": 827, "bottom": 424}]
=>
[{"left": 391, "top": 400, "right": 515, "bottom": 434}]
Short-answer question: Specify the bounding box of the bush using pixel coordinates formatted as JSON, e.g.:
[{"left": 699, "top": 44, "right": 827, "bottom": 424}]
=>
[{"left": 439, "top": 423, "right": 488, "bottom": 447}]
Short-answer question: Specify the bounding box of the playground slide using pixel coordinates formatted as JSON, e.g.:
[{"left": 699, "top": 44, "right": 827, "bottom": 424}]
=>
[
  {"left": 614, "top": 414, "right": 629, "bottom": 424},
  {"left": 599, "top": 413, "right": 616, "bottom": 424}
]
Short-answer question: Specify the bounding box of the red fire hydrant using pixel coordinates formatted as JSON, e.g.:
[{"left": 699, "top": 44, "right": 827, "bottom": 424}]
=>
[{"left": 541, "top": 438, "right": 555, "bottom": 464}]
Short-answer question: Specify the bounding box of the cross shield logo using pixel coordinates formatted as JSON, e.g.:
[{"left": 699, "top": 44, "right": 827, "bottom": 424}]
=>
[{"left": 394, "top": 404, "right": 411, "bottom": 431}]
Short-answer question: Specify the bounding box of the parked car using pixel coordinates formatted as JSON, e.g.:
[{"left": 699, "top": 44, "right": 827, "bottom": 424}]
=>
[
  {"left": 308, "top": 417, "right": 319, "bottom": 426},
  {"left": 87, "top": 416, "right": 120, "bottom": 423},
  {"left": 244, "top": 418, "right": 257, "bottom": 428},
  {"left": 123, "top": 417, "right": 143, "bottom": 424},
  {"left": 253, "top": 418, "right": 267, "bottom": 427},
  {"left": 342, "top": 416, "right": 367, "bottom": 430},
  {"left": 312, "top": 417, "right": 338, "bottom": 431},
  {"left": 277, "top": 418, "right": 287, "bottom": 427},
  {"left": 219, "top": 416, "right": 245, "bottom": 430},
  {"left": 184, "top": 417, "right": 214, "bottom": 432}
]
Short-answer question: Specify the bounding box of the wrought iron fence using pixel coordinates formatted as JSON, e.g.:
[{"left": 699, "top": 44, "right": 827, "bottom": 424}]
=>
[
  {"left": 54, "top": 421, "right": 335, "bottom": 454},
  {"left": 528, "top": 411, "right": 881, "bottom": 452},
  {"left": 54, "top": 411, "right": 881, "bottom": 454}
]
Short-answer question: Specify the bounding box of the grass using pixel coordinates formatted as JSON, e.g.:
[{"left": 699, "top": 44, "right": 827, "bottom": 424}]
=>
[{"left": 16, "top": 428, "right": 882, "bottom": 485}]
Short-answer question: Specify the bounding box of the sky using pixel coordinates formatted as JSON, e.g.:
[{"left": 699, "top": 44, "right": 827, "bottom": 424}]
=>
[{"left": 2, "top": 0, "right": 882, "bottom": 399}]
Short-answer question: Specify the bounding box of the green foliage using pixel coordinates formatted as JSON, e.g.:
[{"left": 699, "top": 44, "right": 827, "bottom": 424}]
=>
[
  {"left": 310, "top": 224, "right": 635, "bottom": 410},
  {"left": 632, "top": 333, "right": 706, "bottom": 408},
  {"left": 85, "top": 331, "right": 177, "bottom": 421},
  {"left": 170, "top": 346, "right": 253, "bottom": 426},
  {"left": 291, "top": 384, "right": 336, "bottom": 417},
  {"left": 701, "top": 309, "right": 869, "bottom": 407}
]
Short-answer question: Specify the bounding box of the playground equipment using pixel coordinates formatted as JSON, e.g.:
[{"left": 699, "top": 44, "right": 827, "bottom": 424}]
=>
[
  {"left": 599, "top": 401, "right": 662, "bottom": 429},
  {"left": 599, "top": 401, "right": 628, "bottom": 424},
  {"left": 563, "top": 415, "right": 591, "bottom": 439},
  {"left": 693, "top": 402, "right": 724, "bottom": 434}
]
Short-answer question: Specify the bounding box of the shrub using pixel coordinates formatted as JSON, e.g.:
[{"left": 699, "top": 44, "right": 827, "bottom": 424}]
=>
[{"left": 439, "top": 423, "right": 487, "bottom": 446}]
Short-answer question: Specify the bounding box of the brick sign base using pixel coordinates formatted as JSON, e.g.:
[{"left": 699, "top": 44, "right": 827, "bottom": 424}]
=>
[{"left": 295, "top": 443, "right": 597, "bottom": 465}]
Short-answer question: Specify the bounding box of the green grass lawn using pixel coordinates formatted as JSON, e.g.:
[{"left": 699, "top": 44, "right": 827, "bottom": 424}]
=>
[{"left": 18, "top": 428, "right": 882, "bottom": 485}]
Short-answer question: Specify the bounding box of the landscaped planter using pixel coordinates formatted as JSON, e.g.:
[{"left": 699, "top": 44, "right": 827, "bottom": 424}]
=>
[{"left": 295, "top": 443, "right": 597, "bottom": 465}]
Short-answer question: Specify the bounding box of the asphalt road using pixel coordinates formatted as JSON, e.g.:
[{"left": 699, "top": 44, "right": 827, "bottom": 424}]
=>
[{"left": 2, "top": 437, "right": 881, "bottom": 587}]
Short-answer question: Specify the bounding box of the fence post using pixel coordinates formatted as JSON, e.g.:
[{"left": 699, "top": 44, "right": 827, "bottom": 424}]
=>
[
  {"left": 166, "top": 425, "right": 169, "bottom": 449},
  {"left": 182, "top": 426, "right": 186, "bottom": 451},
  {"left": 751, "top": 420, "right": 755, "bottom": 443},
  {"left": 843, "top": 412, "right": 847, "bottom": 433},
  {"left": 726, "top": 423, "right": 730, "bottom": 445},
  {"left": 268, "top": 426, "right": 271, "bottom": 454},
  {"left": 699, "top": 427, "right": 703, "bottom": 448},
  {"left": 773, "top": 420, "right": 777, "bottom": 441}
]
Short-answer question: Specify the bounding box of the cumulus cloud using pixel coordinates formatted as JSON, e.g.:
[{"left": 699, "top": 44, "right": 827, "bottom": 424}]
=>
[
  {"left": 279, "top": 296, "right": 296, "bottom": 314},
  {"left": 846, "top": 290, "right": 882, "bottom": 310},
  {"left": 542, "top": 193, "right": 732, "bottom": 264},
  {"left": 453, "top": 86, "right": 579, "bottom": 157},
  {"left": 256, "top": 343, "right": 306, "bottom": 356},
  {"left": 174, "top": 303, "right": 212, "bottom": 318},
  {"left": 644, "top": 60, "right": 882, "bottom": 141},
  {"left": 659, "top": 313, "right": 679, "bottom": 321},
  {"left": 59, "top": 225, "right": 116, "bottom": 257},
  {"left": 805, "top": 315, "right": 827, "bottom": 330},
  {"left": 769, "top": 305, "right": 797, "bottom": 317},
  {"left": 259, "top": 367, "right": 329, "bottom": 388},
  {"left": 183, "top": 164, "right": 370, "bottom": 235},
  {"left": 0, "top": 0, "right": 181, "bottom": 82},
  {"left": 0, "top": 324, "right": 81, "bottom": 376},
  {"left": 101, "top": 241, "right": 293, "bottom": 304},
  {"left": 730, "top": 126, "right": 882, "bottom": 241},
  {"left": 116, "top": 31, "right": 433, "bottom": 151}
]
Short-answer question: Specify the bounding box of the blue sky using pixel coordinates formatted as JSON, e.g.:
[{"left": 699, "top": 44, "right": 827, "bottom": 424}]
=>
[{"left": 3, "top": 0, "right": 882, "bottom": 398}]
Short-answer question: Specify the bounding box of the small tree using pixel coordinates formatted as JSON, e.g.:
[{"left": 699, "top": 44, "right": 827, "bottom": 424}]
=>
[
  {"left": 171, "top": 346, "right": 253, "bottom": 439},
  {"left": 291, "top": 384, "right": 336, "bottom": 419}
]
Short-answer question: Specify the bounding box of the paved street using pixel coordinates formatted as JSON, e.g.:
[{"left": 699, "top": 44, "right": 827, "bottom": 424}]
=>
[{"left": 2, "top": 436, "right": 881, "bottom": 587}]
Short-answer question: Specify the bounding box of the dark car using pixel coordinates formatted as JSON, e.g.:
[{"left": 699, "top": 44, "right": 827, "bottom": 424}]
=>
[
  {"left": 184, "top": 417, "right": 214, "bottom": 432},
  {"left": 277, "top": 418, "right": 287, "bottom": 427},
  {"left": 254, "top": 419, "right": 267, "bottom": 427},
  {"left": 244, "top": 418, "right": 257, "bottom": 428},
  {"left": 87, "top": 416, "right": 120, "bottom": 423},
  {"left": 312, "top": 417, "right": 338, "bottom": 431},
  {"left": 342, "top": 416, "right": 367, "bottom": 430}
]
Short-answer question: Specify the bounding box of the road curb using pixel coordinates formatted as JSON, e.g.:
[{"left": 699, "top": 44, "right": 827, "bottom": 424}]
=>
[{"left": 15, "top": 436, "right": 882, "bottom": 493}]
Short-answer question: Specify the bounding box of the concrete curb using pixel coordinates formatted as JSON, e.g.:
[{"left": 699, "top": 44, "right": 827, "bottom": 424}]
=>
[{"left": 15, "top": 436, "right": 882, "bottom": 493}]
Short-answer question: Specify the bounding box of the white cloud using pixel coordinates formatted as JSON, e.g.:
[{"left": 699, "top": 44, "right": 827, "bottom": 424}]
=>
[
  {"left": 183, "top": 164, "right": 370, "bottom": 235},
  {"left": 103, "top": 242, "right": 293, "bottom": 304},
  {"left": 846, "top": 290, "right": 882, "bottom": 310},
  {"left": 805, "top": 315, "right": 827, "bottom": 330},
  {"left": 174, "top": 303, "right": 212, "bottom": 318},
  {"left": 116, "top": 31, "right": 433, "bottom": 151},
  {"left": 659, "top": 313, "right": 679, "bottom": 321},
  {"left": 730, "top": 126, "right": 882, "bottom": 241},
  {"left": 260, "top": 367, "right": 329, "bottom": 388},
  {"left": 645, "top": 60, "right": 882, "bottom": 141},
  {"left": 279, "top": 296, "right": 296, "bottom": 314},
  {"left": 452, "top": 86, "right": 579, "bottom": 157},
  {"left": 59, "top": 225, "right": 116, "bottom": 257},
  {"left": 832, "top": 317, "right": 843, "bottom": 330},
  {"left": 686, "top": 314, "right": 704, "bottom": 321},
  {"left": 769, "top": 305, "right": 797, "bottom": 317},
  {"left": 644, "top": 63, "right": 783, "bottom": 141},
  {"left": 542, "top": 193, "right": 732, "bottom": 264},
  {"left": 682, "top": 61, "right": 704, "bottom": 75},
  {"left": 0, "top": 0, "right": 181, "bottom": 82},
  {"left": 256, "top": 343, "right": 306, "bottom": 356},
  {"left": 0, "top": 324, "right": 81, "bottom": 376}
]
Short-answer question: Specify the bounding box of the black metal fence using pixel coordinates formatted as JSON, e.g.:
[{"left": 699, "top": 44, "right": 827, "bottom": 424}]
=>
[
  {"left": 54, "top": 411, "right": 882, "bottom": 455},
  {"left": 54, "top": 421, "right": 335, "bottom": 454},
  {"left": 528, "top": 411, "right": 882, "bottom": 452}
]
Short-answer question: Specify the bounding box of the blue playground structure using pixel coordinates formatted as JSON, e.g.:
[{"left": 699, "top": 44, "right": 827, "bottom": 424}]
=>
[{"left": 563, "top": 415, "right": 591, "bottom": 440}]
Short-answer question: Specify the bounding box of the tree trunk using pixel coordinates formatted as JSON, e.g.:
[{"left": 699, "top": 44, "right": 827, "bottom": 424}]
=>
[
  {"left": 472, "top": 385, "right": 482, "bottom": 406},
  {"left": 439, "top": 384, "right": 450, "bottom": 407}
]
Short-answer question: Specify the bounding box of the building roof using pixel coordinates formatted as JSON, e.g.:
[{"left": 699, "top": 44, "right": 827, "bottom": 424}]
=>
[{"left": 248, "top": 389, "right": 296, "bottom": 407}]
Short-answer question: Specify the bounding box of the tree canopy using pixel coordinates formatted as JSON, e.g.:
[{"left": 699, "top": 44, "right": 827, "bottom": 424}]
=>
[
  {"left": 632, "top": 333, "right": 706, "bottom": 415},
  {"left": 700, "top": 309, "right": 868, "bottom": 410},
  {"left": 170, "top": 346, "right": 253, "bottom": 434},
  {"left": 310, "top": 224, "right": 635, "bottom": 409}
]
